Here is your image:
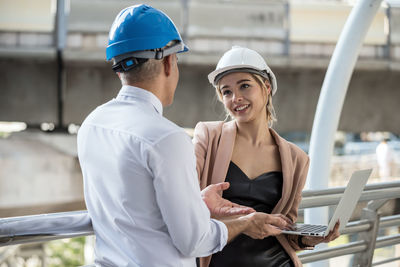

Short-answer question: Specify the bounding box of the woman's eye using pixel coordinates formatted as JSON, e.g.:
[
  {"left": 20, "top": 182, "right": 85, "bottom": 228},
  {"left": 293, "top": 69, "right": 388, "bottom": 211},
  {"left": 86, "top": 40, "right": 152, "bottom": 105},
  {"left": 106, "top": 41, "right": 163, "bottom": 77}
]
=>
[
  {"left": 222, "top": 90, "right": 231, "bottom": 96},
  {"left": 240, "top": 84, "right": 250, "bottom": 89}
]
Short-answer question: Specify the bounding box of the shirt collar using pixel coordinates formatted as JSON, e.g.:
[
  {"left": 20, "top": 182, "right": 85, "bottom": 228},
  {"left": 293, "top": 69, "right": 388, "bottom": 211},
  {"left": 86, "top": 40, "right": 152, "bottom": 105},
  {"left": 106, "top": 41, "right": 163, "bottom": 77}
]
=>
[{"left": 116, "top": 85, "right": 163, "bottom": 115}]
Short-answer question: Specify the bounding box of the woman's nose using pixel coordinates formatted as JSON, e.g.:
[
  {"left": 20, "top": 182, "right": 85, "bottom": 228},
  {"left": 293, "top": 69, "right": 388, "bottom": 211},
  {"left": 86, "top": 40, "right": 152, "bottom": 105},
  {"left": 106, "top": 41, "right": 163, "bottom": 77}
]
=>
[{"left": 233, "top": 93, "right": 243, "bottom": 102}]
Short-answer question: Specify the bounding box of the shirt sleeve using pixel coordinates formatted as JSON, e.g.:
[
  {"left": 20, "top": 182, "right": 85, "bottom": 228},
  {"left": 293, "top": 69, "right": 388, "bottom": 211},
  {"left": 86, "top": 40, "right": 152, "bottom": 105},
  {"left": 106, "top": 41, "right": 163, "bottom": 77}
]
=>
[{"left": 147, "top": 130, "right": 228, "bottom": 257}]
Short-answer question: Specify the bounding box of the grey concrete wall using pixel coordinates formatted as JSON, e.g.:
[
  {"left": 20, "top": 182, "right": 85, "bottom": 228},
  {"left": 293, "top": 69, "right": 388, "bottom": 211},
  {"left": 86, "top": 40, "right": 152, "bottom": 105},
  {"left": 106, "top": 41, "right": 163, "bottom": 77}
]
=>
[
  {"left": 0, "top": 130, "right": 85, "bottom": 217},
  {"left": 170, "top": 66, "right": 400, "bottom": 134},
  {"left": 0, "top": 58, "right": 58, "bottom": 124},
  {"left": 340, "top": 70, "right": 400, "bottom": 133},
  {"left": 60, "top": 62, "right": 326, "bottom": 131},
  {"left": 63, "top": 61, "right": 120, "bottom": 124},
  {"left": 1, "top": 59, "right": 400, "bottom": 133}
]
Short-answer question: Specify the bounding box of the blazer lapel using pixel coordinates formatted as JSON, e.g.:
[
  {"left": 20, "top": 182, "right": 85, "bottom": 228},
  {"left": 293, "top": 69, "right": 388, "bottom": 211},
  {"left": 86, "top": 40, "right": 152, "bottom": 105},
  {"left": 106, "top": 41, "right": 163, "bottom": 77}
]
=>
[
  {"left": 209, "top": 124, "right": 294, "bottom": 213},
  {"left": 211, "top": 120, "right": 236, "bottom": 185},
  {"left": 271, "top": 129, "right": 293, "bottom": 214}
]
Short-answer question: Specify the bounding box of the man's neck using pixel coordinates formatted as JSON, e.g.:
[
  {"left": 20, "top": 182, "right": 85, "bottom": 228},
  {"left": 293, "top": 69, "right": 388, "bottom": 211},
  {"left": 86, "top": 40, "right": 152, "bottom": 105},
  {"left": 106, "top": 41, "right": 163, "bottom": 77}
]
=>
[{"left": 127, "top": 79, "right": 169, "bottom": 107}]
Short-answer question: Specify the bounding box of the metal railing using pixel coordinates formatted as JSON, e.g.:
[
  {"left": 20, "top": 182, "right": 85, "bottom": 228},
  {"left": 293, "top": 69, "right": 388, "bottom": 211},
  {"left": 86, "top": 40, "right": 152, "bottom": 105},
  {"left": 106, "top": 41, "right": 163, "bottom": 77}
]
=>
[
  {"left": 0, "top": 181, "right": 399, "bottom": 266},
  {"left": 298, "top": 181, "right": 400, "bottom": 266}
]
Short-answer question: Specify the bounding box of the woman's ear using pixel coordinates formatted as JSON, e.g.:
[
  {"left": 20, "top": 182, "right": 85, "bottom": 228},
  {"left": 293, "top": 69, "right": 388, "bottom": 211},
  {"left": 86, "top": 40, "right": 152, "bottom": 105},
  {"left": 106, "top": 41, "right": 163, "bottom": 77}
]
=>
[{"left": 265, "top": 80, "right": 272, "bottom": 95}]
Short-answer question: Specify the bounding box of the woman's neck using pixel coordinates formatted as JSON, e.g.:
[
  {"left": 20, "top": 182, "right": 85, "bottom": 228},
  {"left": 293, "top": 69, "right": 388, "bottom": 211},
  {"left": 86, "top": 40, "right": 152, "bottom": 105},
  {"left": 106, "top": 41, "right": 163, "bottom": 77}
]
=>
[{"left": 235, "top": 117, "right": 273, "bottom": 146}]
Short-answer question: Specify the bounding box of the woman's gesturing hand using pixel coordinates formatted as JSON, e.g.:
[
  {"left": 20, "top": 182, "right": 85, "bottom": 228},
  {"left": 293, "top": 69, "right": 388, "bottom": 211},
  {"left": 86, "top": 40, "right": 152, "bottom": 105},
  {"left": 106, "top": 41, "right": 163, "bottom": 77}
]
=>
[{"left": 242, "top": 212, "right": 293, "bottom": 239}]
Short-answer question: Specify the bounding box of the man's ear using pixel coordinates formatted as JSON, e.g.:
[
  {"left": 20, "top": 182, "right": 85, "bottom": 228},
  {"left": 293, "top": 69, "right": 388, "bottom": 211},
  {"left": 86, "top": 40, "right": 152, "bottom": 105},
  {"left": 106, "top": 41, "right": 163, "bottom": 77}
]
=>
[{"left": 163, "top": 55, "right": 173, "bottom": 76}]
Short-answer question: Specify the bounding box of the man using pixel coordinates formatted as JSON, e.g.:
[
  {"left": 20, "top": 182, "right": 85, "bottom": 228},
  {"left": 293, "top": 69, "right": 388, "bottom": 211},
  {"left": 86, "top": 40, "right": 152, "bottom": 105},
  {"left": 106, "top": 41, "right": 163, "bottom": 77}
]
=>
[
  {"left": 376, "top": 138, "right": 394, "bottom": 180},
  {"left": 77, "top": 5, "right": 289, "bottom": 267}
]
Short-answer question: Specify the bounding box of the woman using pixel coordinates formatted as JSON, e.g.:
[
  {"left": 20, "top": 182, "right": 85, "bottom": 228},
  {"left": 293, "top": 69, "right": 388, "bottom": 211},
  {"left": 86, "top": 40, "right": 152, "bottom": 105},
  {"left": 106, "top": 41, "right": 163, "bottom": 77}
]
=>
[{"left": 193, "top": 46, "right": 339, "bottom": 267}]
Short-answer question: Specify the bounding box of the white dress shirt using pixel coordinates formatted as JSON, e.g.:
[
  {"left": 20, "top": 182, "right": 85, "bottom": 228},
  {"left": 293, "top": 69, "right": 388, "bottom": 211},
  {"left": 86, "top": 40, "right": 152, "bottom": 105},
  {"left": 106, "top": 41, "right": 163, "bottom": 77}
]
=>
[{"left": 77, "top": 85, "right": 227, "bottom": 267}]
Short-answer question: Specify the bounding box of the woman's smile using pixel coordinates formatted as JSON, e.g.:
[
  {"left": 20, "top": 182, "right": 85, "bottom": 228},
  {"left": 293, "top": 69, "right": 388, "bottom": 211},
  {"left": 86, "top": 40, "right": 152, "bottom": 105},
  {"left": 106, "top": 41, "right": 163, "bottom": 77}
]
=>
[{"left": 233, "top": 104, "right": 250, "bottom": 113}]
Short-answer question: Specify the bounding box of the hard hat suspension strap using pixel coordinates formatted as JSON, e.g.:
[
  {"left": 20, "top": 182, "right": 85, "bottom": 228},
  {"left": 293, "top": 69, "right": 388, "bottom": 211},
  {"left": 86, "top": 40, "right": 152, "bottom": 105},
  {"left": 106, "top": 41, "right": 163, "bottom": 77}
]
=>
[
  {"left": 111, "top": 42, "right": 185, "bottom": 72},
  {"left": 112, "top": 57, "right": 148, "bottom": 73},
  {"left": 124, "top": 42, "right": 184, "bottom": 60}
]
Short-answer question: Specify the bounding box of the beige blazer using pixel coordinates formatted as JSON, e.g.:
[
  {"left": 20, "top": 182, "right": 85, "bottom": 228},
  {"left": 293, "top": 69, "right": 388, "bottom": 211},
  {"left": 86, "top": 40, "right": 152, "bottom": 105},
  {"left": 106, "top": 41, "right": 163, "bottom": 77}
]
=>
[{"left": 193, "top": 120, "right": 310, "bottom": 267}]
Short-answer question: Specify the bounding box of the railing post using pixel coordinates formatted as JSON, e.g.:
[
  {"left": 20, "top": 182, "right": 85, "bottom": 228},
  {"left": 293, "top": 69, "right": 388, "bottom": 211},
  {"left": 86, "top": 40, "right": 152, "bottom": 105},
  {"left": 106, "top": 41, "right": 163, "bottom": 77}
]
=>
[{"left": 353, "top": 199, "right": 388, "bottom": 266}]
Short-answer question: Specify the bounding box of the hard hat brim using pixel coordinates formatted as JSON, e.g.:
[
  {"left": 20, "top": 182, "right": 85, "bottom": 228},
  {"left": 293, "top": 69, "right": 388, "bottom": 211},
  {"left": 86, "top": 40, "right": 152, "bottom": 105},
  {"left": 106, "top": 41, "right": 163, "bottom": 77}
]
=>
[{"left": 208, "top": 65, "right": 277, "bottom": 95}]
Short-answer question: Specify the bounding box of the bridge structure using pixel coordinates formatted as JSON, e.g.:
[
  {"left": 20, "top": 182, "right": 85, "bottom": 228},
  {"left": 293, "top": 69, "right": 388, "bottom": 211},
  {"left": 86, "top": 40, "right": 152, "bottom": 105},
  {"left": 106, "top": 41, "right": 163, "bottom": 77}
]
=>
[{"left": 1, "top": 0, "right": 400, "bottom": 133}]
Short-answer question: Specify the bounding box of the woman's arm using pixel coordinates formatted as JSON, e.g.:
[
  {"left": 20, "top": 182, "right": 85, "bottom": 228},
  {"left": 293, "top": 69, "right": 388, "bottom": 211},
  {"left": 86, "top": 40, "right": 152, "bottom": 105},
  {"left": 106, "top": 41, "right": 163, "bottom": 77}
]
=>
[
  {"left": 287, "top": 157, "right": 309, "bottom": 223},
  {"left": 192, "top": 122, "right": 209, "bottom": 184},
  {"left": 284, "top": 156, "right": 340, "bottom": 250},
  {"left": 284, "top": 157, "right": 313, "bottom": 250}
]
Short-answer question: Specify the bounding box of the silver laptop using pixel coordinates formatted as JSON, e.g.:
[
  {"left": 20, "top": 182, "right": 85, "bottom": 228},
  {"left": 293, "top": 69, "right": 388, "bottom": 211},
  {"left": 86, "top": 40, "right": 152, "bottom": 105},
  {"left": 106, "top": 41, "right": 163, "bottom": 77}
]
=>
[{"left": 282, "top": 169, "right": 372, "bottom": 237}]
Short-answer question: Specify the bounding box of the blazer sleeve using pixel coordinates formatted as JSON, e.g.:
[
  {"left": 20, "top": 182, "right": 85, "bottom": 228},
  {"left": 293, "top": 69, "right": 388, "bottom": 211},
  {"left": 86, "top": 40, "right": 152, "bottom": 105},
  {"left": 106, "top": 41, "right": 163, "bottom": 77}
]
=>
[
  {"left": 285, "top": 155, "right": 313, "bottom": 251},
  {"left": 192, "top": 122, "right": 209, "bottom": 184}
]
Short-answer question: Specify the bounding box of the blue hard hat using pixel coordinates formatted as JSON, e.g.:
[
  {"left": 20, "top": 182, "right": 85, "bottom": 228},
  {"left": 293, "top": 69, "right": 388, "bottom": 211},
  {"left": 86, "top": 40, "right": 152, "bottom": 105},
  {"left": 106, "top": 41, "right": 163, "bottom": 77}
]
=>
[{"left": 106, "top": 4, "right": 188, "bottom": 61}]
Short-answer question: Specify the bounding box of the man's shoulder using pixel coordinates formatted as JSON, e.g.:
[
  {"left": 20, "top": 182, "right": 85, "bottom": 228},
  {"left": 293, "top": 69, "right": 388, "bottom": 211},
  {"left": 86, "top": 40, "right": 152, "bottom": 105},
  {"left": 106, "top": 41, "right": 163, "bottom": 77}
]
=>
[
  {"left": 122, "top": 114, "right": 185, "bottom": 146},
  {"left": 79, "top": 101, "right": 185, "bottom": 146},
  {"left": 151, "top": 116, "right": 186, "bottom": 140}
]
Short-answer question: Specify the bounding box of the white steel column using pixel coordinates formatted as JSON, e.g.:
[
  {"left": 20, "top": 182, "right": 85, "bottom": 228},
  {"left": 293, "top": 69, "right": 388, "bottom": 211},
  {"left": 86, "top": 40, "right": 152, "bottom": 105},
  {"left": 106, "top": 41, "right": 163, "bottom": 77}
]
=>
[{"left": 305, "top": 0, "right": 383, "bottom": 266}]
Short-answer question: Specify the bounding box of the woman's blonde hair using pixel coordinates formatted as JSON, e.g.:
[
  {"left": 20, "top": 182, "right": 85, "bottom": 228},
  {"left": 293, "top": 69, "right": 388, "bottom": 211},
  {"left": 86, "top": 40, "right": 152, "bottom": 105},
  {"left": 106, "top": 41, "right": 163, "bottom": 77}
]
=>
[{"left": 215, "top": 73, "right": 277, "bottom": 127}]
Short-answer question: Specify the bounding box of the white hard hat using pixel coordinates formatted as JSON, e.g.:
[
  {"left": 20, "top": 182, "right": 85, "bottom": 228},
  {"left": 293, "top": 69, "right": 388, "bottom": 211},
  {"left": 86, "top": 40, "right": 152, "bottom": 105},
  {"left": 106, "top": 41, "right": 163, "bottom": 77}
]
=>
[{"left": 208, "top": 46, "right": 277, "bottom": 95}]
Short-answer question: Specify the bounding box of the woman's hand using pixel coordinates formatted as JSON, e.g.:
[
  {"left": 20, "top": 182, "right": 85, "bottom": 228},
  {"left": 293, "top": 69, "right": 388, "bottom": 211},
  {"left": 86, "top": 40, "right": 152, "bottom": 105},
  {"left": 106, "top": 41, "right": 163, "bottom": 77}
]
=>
[
  {"left": 242, "top": 212, "right": 293, "bottom": 239},
  {"left": 300, "top": 221, "right": 340, "bottom": 247},
  {"left": 201, "top": 182, "right": 255, "bottom": 218}
]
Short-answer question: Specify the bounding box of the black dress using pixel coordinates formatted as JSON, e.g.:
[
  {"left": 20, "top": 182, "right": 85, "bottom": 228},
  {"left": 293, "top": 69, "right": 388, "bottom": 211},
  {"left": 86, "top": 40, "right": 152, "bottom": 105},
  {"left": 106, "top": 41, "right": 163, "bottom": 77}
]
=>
[{"left": 209, "top": 161, "right": 294, "bottom": 267}]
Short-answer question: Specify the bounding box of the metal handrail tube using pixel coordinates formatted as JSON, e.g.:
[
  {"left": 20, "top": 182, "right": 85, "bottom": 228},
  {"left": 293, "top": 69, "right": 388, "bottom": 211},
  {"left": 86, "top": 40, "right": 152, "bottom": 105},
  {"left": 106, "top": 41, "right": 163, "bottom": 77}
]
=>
[
  {"left": 379, "top": 214, "right": 400, "bottom": 229},
  {"left": 299, "top": 187, "right": 400, "bottom": 209},
  {"left": 302, "top": 181, "right": 400, "bottom": 197},
  {"left": 340, "top": 219, "right": 371, "bottom": 235},
  {"left": 372, "top": 256, "right": 400, "bottom": 266},
  {"left": 0, "top": 210, "right": 93, "bottom": 247},
  {"left": 334, "top": 212, "right": 400, "bottom": 236},
  {"left": 298, "top": 240, "right": 368, "bottom": 263},
  {"left": 299, "top": 233, "right": 400, "bottom": 264},
  {"left": 0, "top": 210, "right": 92, "bottom": 236},
  {"left": 358, "top": 188, "right": 400, "bottom": 203},
  {"left": 300, "top": 193, "right": 344, "bottom": 209},
  {"left": 375, "top": 234, "right": 400, "bottom": 249},
  {"left": 0, "top": 232, "right": 93, "bottom": 248}
]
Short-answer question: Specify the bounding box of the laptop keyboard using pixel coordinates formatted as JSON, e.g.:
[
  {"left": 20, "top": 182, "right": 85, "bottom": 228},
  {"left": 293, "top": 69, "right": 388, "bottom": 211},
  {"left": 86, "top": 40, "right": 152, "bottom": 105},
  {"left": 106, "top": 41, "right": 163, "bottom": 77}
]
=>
[{"left": 294, "top": 224, "right": 327, "bottom": 233}]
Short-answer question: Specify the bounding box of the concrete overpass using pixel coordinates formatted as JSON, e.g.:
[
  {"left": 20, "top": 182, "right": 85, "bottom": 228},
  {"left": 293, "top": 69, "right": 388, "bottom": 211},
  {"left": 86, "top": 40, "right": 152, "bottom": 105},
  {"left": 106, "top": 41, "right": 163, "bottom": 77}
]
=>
[
  {"left": 1, "top": 0, "right": 400, "bottom": 133},
  {"left": 1, "top": 0, "right": 400, "bottom": 218}
]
